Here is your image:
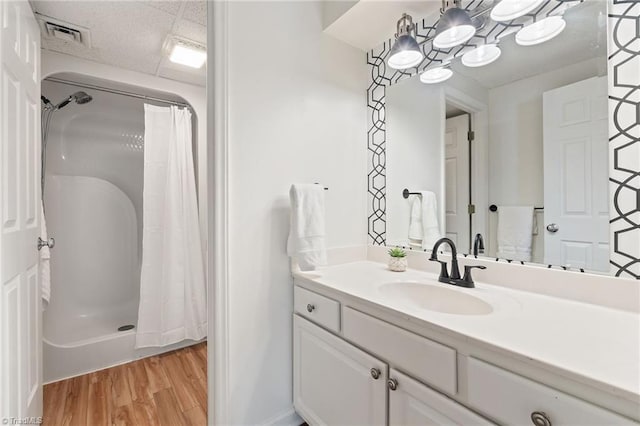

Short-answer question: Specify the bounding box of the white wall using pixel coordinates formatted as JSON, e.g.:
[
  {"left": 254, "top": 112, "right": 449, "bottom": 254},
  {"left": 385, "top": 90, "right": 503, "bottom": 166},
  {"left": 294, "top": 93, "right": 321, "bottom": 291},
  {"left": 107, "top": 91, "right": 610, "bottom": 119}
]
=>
[
  {"left": 386, "top": 77, "right": 444, "bottom": 246},
  {"left": 41, "top": 51, "right": 208, "bottom": 260},
  {"left": 487, "top": 57, "right": 603, "bottom": 261},
  {"left": 223, "top": 2, "right": 367, "bottom": 424}
]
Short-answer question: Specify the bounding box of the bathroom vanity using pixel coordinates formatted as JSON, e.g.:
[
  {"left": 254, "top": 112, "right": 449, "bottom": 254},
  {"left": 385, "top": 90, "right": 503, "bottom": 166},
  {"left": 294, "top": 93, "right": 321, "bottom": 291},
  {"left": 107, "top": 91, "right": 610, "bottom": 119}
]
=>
[{"left": 292, "top": 258, "right": 640, "bottom": 425}]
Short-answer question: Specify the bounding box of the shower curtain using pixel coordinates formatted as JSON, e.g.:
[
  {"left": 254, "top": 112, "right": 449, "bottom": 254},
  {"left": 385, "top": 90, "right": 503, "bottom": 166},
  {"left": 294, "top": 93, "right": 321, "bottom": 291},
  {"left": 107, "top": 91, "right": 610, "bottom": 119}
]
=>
[{"left": 136, "top": 104, "right": 207, "bottom": 348}]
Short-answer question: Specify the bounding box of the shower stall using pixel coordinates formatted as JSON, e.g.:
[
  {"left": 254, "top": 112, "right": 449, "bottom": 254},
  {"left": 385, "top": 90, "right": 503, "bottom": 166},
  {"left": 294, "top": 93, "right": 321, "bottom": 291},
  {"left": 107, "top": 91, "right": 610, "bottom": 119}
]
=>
[{"left": 42, "top": 74, "right": 202, "bottom": 383}]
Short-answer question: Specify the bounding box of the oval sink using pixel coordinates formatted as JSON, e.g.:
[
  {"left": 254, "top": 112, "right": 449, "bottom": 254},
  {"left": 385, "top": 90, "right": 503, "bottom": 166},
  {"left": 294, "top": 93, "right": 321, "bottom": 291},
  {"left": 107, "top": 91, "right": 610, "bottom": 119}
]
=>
[{"left": 378, "top": 281, "right": 493, "bottom": 315}]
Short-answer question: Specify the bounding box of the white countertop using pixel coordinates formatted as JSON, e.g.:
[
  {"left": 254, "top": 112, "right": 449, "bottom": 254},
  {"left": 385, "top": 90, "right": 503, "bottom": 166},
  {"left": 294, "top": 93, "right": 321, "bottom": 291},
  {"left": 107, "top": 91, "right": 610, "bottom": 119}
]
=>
[{"left": 294, "top": 261, "right": 640, "bottom": 403}]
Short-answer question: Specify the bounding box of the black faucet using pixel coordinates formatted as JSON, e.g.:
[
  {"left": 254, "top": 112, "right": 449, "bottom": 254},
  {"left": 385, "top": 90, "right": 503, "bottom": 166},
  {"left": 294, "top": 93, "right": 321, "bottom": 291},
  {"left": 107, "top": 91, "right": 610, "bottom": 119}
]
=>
[
  {"left": 429, "top": 237, "right": 486, "bottom": 288},
  {"left": 473, "top": 233, "right": 485, "bottom": 256}
]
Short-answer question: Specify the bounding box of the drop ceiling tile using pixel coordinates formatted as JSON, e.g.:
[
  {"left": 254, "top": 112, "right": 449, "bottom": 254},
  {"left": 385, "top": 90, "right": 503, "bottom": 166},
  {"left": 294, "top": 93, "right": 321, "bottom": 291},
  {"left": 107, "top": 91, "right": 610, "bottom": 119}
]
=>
[
  {"left": 182, "top": 1, "right": 206, "bottom": 26},
  {"left": 173, "top": 19, "right": 206, "bottom": 45},
  {"left": 142, "top": 0, "right": 184, "bottom": 16}
]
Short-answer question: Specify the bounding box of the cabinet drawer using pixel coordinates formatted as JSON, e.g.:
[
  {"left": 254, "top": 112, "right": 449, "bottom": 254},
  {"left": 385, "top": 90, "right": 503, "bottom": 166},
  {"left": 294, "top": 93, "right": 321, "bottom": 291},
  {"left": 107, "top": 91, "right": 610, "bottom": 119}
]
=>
[
  {"left": 342, "top": 307, "right": 457, "bottom": 395},
  {"left": 466, "top": 357, "right": 633, "bottom": 425},
  {"left": 294, "top": 286, "right": 340, "bottom": 332}
]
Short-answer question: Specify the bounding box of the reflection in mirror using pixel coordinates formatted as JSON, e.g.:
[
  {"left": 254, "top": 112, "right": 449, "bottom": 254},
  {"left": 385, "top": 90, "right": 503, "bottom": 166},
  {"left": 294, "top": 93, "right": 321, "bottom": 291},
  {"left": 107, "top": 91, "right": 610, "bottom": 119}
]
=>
[{"left": 385, "top": 1, "right": 610, "bottom": 274}]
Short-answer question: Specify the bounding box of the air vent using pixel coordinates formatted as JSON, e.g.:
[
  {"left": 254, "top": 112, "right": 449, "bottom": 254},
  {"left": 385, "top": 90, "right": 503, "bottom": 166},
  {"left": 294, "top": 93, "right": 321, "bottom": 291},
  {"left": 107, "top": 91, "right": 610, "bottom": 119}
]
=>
[{"left": 35, "top": 13, "right": 92, "bottom": 48}]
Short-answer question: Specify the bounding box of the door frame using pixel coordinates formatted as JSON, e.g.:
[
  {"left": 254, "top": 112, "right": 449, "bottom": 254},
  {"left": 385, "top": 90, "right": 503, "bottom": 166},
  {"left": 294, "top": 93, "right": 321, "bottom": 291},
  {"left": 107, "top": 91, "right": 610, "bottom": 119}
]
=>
[{"left": 444, "top": 86, "right": 489, "bottom": 255}]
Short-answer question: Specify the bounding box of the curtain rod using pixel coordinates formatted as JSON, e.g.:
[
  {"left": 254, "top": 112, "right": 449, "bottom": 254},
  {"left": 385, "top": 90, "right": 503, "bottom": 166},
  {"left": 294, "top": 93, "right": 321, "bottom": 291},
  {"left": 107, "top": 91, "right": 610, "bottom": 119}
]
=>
[{"left": 44, "top": 77, "right": 193, "bottom": 109}]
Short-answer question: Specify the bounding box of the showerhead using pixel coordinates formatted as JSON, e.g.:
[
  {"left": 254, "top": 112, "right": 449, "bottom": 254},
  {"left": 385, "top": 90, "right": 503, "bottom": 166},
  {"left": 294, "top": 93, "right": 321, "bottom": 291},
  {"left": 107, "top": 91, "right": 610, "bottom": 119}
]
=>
[{"left": 55, "top": 91, "right": 93, "bottom": 109}]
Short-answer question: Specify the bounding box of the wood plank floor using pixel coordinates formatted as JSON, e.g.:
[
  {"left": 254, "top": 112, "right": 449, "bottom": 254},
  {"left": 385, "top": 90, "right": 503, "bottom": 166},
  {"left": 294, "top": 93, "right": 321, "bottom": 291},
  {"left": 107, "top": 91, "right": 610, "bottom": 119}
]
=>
[{"left": 43, "top": 342, "right": 207, "bottom": 426}]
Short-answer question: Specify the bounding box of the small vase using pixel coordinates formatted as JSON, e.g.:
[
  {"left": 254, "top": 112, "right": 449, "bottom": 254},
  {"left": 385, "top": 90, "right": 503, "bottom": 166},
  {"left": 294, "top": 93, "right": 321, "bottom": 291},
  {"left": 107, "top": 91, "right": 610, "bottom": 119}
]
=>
[{"left": 388, "top": 256, "right": 408, "bottom": 272}]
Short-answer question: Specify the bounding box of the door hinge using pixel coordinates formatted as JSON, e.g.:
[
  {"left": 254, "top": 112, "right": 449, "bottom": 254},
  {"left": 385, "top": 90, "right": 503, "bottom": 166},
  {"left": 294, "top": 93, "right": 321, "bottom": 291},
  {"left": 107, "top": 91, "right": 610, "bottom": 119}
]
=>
[
  {"left": 468, "top": 204, "right": 476, "bottom": 214},
  {"left": 467, "top": 131, "right": 475, "bottom": 142}
]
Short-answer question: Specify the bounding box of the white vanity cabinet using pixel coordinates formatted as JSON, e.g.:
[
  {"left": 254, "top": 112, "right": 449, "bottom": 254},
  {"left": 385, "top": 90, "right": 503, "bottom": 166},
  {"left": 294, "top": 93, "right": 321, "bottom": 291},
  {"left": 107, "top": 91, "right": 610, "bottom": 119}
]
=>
[
  {"left": 293, "top": 315, "right": 387, "bottom": 425},
  {"left": 292, "top": 283, "right": 638, "bottom": 426}
]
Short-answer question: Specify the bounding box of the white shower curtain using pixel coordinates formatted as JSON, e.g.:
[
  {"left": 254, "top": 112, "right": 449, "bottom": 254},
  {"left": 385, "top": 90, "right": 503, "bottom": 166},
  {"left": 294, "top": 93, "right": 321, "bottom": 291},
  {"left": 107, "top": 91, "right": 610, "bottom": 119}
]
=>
[{"left": 136, "top": 104, "right": 207, "bottom": 348}]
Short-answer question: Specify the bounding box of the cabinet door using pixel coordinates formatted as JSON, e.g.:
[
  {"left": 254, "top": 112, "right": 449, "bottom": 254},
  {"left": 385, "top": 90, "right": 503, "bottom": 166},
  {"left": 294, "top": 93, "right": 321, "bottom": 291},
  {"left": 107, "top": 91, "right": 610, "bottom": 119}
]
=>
[
  {"left": 294, "top": 315, "right": 387, "bottom": 426},
  {"left": 389, "top": 369, "right": 493, "bottom": 426}
]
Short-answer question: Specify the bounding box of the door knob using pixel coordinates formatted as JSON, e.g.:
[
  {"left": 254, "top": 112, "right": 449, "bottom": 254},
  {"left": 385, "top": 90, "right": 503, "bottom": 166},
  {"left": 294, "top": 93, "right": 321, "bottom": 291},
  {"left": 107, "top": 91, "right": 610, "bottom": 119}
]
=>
[
  {"left": 387, "top": 378, "right": 398, "bottom": 391},
  {"left": 546, "top": 223, "right": 559, "bottom": 233},
  {"left": 38, "top": 237, "right": 55, "bottom": 250},
  {"left": 531, "top": 411, "right": 552, "bottom": 426},
  {"left": 370, "top": 368, "right": 380, "bottom": 380}
]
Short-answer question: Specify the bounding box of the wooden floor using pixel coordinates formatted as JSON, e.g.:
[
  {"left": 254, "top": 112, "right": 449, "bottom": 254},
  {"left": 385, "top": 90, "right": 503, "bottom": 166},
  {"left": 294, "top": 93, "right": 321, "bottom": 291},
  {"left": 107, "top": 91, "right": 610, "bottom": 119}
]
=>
[{"left": 43, "top": 342, "right": 207, "bottom": 426}]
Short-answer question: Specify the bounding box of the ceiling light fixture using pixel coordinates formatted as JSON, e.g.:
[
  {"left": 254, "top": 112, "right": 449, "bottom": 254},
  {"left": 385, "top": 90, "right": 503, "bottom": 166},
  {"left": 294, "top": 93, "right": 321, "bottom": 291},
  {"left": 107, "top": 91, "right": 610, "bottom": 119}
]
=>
[
  {"left": 167, "top": 37, "right": 207, "bottom": 69},
  {"left": 461, "top": 44, "right": 502, "bottom": 67},
  {"left": 388, "top": 13, "right": 424, "bottom": 70},
  {"left": 419, "top": 66, "right": 453, "bottom": 84},
  {"left": 490, "top": 0, "right": 545, "bottom": 22},
  {"left": 433, "top": 0, "right": 476, "bottom": 49},
  {"left": 515, "top": 16, "right": 566, "bottom": 46}
]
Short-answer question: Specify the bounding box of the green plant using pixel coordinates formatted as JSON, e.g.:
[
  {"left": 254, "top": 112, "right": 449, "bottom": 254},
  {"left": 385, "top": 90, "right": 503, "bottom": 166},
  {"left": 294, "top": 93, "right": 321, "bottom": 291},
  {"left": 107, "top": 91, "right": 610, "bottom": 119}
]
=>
[{"left": 388, "top": 247, "right": 407, "bottom": 258}]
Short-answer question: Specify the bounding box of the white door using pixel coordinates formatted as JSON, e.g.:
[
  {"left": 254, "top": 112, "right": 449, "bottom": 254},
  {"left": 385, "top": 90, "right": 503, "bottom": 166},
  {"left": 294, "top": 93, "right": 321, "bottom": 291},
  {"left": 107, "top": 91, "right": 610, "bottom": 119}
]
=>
[
  {"left": 445, "top": 114, "right": 470, "bottom": 253},
  {"left": 293, "top": 315, "right": 387, "bottom": 426},
  {"left": 543, "top": 76, "right": 608, "bottom": 272},
  {"left": 0, "top": 0, "right": 42, "bottom": 420},
  {"left": 389, "top": 369, "right": 493, "bottom": 425}
]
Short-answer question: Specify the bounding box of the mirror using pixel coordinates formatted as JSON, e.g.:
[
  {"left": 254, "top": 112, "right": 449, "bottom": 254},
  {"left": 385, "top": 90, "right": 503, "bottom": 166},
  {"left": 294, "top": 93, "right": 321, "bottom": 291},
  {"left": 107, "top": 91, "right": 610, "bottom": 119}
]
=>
[{"left": 385, "top": 1, "right": 611, "bottom": 274}]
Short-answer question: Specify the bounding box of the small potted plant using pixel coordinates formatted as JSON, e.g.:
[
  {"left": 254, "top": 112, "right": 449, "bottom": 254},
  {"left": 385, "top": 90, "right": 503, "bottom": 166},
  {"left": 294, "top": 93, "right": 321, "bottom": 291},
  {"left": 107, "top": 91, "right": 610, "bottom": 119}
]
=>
[{"left": 388, "top": 247, "right": 408, "bottom": 272}]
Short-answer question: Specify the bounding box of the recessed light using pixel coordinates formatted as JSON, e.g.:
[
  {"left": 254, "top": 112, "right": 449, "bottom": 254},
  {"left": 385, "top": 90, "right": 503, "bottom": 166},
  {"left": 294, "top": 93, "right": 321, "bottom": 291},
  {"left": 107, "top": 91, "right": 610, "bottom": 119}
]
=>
[
  {"left": 516, "top": 16, "right": 566, "bottom": 46},
  {"left": 490, "top": 0, "right": 545, "bottom": 22},
  {"left": 461, "top": 44, "right": 502, "bottom": 67},
  {"left": 169, "top": 41, "right": 207, "bottom": 69},
  {"left": 420, "top": 67, "right": 453, "bottom": 84}
]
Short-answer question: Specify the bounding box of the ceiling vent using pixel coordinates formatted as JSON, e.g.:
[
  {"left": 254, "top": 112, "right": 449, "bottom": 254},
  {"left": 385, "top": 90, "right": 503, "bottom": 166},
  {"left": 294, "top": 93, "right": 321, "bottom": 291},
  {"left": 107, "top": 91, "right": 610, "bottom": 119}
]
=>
[{"left": 35, "top": 14, "right": 92, "bottom": 48}]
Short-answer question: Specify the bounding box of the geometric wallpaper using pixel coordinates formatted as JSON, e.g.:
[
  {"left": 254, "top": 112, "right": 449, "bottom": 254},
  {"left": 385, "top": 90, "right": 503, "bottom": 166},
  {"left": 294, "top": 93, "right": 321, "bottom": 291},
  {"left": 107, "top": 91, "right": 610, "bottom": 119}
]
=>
[
  {"left": 366, "top": 0, "right": 640, "bottom": 279},
  {"left": 607, "top": 0, "right": 640, "bottom": 279}
]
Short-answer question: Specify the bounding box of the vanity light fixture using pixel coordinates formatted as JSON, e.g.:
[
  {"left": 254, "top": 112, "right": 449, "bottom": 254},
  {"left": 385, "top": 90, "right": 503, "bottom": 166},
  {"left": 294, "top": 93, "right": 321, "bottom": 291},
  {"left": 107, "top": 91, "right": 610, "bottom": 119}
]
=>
[
  {"left": 433, "top": 0, "right": 476, "bottom": 49},
  {"left": 419, "top": 66, "right": 453, "bottom": 84},
  {"left": 388, "top": 13, "right": 424, "bottom": 70},
  {"left": 461, "top": 44, "right": 502, "bottom": 67},
  {"left": 167, "top": 37, "right": 207, "bottom": 69},
  {"left": 490, "top": 0, "right": 545, "bottom": 22},
  {"left": 515, "top": 16, "right": 566, "bottom": 46}
]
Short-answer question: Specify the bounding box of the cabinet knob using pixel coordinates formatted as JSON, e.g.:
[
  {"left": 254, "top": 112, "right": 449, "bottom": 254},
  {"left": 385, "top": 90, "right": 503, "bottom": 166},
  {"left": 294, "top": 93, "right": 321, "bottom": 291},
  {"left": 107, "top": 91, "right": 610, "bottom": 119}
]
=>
[
  {"left": 306, "top": 304, "right": 315, "bottom": 313},
  {"left": 370, "top": 368, "right": 380, "bottom": 380},
  {"left": 387, "top": 378, "right": 398, "bottom": 391},
  {"left": 531, "top": 411, "right": 552, "bottom": 426}
]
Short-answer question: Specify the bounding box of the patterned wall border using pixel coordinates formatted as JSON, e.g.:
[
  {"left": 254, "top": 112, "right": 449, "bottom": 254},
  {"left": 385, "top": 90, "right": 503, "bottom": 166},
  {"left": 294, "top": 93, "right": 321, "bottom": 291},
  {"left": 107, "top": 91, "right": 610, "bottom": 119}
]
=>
[
  {"left": 608, "top": 0, "right": 640, "bottom": 279},
  {"left": 366, "top": 0, "right": 640, "bottom": 278}
]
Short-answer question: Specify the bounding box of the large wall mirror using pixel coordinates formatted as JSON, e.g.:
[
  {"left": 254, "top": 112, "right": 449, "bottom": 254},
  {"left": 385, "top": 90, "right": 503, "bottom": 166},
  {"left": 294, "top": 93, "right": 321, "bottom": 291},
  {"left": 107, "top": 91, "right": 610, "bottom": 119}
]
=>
[{"left": 367, "top": 0, "right": 640, "bottom": 278}]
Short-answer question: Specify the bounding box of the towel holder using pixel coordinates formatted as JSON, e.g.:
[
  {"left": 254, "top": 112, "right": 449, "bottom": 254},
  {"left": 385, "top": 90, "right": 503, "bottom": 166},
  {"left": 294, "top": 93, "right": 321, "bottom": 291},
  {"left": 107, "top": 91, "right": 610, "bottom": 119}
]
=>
[
  {"left": 314, "top": 182, "right": 329, "bottom": 190},
  {"left": 402, "top": 188, "right": 421, "bottom": 199},
  {"left": 489, "top": 204, "right": 543, "bottom": 212}
]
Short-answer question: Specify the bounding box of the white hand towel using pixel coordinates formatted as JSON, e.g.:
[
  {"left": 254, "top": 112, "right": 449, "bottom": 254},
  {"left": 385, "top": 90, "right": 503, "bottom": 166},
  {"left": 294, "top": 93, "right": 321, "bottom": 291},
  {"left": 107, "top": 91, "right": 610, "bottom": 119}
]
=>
[
  {"left": 408, "top": 197, "right": 423, "bottom": 248},
  {"left": 419, "top": 191, "right": 442, "bottom": 250},
  {"left": 40, "top": 202, "right": 51, "bottom": 309},
  {"left": 496, "top": 206, "right": 534, "bottom": 262},
  {"left": 286, "top": 184, "right": 327, "bottom": 271}
]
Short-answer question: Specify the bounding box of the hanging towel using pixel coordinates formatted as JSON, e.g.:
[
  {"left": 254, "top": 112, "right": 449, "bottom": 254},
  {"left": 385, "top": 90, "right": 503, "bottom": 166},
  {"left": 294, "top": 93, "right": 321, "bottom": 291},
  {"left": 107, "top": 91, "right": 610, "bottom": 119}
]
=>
[
  {"left": 287, "top": 184, "right": 327, "bottom": 271},
  {"left": 496, "top": 206, "right": 534, "bottom": 262},
  {"left": 40, "top": 202, "right": 51, "bottom": 309},
  {"left": 408, "top": 191, "right": 442, "bottom": 250}
]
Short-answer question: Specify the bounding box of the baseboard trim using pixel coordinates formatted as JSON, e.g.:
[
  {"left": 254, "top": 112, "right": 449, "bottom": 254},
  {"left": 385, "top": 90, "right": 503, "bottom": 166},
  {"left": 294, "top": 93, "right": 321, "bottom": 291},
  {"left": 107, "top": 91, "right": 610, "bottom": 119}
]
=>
[{"left": 260, "top": 408, "right": 303, "bottom": 426}]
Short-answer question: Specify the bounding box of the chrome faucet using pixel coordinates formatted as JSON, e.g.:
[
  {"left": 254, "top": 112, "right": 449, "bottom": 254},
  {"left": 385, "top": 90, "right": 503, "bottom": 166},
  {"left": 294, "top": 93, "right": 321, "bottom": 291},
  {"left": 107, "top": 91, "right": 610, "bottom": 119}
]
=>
[
  {"left": 473, "top": 233, "right": 485, "bottom": 256},
  {"left": 429, "top": 237, "right": 486, "bottom": 288}
]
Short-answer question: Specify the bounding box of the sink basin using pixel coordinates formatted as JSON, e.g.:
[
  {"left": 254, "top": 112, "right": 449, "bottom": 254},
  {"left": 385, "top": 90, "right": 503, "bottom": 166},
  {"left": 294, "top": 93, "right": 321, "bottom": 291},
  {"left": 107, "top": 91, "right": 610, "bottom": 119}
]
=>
[{"left": 378, "top": 281, "right": 493, "bottom": 315}]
